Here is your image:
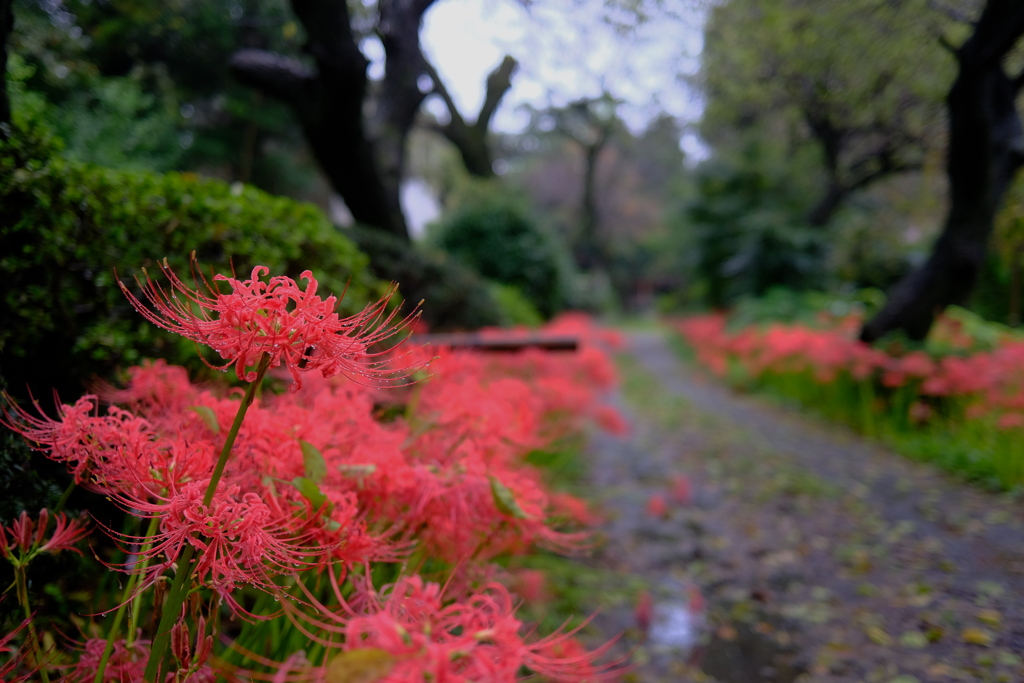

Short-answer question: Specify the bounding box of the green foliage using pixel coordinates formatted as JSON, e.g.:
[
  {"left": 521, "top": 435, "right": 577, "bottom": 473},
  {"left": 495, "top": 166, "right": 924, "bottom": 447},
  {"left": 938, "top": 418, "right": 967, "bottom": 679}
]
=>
[
  {"left": 344, "top": 226, "right": 505, "bottom": 331},
  {"left": 488, "top": 283, "right": 544, "bottom": 327},
  {"left": 825, "top": 194, "right": 926, "bottom": 292},
  {"left": 700, "top": 0, "right": 952, "bottom": 159},
  {"left": 928, "top": 306, "right": 1020, "bottom": 355},
  {"left": 979, "top": 174, "right": 1024, "bottom": 326},
  {"left": 676, "top": 142, "right": 827, "bottom": 307},
  {"left": 727, "top": 287, "right": 883, "bottom": 331},
  {"left": 432, "top": 185, "right": 568, "bottom": 318},
  {"left": 51, "top": 70, "right": 183, "bottom": 172},
  {"left": 0, "top": 117, "right": 375, "bottom": 400},
  {"left": 11, "top": 0, "right": 308, "bottom": 191}
]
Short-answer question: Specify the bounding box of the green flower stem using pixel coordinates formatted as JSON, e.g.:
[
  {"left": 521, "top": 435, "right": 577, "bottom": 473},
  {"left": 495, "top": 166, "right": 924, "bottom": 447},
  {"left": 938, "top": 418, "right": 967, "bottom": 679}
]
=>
[
  {"left": 52, "top": 480, "right": 76, "bottom": 516},
  {"left": 201, "top": 354, "right": 272, "bottom": 507},
  {"left": 15, "top": 564, "right": 50, "bottom": 683},
  {"left": 126, "top": 523, "right": 161, "bottom": 645},
  {"left": 143, "top": 353, "right": 272, "bottom": 683},
  {"left": 93, "top": 515, "right": 160, "bottom": 683}
]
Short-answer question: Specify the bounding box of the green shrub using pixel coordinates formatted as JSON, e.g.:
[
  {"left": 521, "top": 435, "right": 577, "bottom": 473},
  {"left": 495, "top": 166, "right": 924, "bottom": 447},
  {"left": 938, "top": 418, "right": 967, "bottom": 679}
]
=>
[
  {"left": 431, "top": 191, "right": 568, "bottom": 318},
  {"left": 488, "top": 282, "right": 544, "bottom": 327},
  {"left": 0, "top": 120, "right": 376, "bottom": 400},
  {"left": 727, "top": 287, "right": 884, "bottom": 330}
]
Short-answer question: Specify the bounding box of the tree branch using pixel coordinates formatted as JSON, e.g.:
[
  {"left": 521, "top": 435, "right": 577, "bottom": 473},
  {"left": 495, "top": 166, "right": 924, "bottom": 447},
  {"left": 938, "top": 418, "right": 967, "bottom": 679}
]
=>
[
  {"left": 422, "top": 55, "right": 516, "bottom": 178},
  {"left": 291, "top": 0, "right": 366, "bottom": 78},
  {"left": 228, "top": 49, "right": 315, "bottom": 108},
  {"left": 861, "top": 1, "right": 1024, "bottom": 342},
  {"left": 477, "top": 55, "right": 518, "bottom": 129},
  {"left": 958, "top": 1, "right": 1024, "bottom": 69},
  {"left": 422, "top": 59, "right": 466, "bottom": 129}
]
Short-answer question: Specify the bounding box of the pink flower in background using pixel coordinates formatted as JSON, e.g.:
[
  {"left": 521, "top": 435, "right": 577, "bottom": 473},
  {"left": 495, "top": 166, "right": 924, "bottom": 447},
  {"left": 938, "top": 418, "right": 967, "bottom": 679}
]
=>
[
  {"left": 510, "top": 568, "right": 548, "bottom": 605},
  {"left": 595, "top": 404, "right": 630, "bottom": 436},
  {"left": 121, "top": 259, "right": 421, "bottom": 390},
  {"left": 646, "top": 493, "right": 668, "bottom": 519},
  {"left": 669, "top": 474, "right": 692, "bottom": 506},
  {"left": 997, "top": 412, "right": 1024, "bottom": 430},
  {"left": 73, "top": 639, "right": 148, "bottom": 682},
  {"left": 634, "top": 590, "right": 653, "bottom": 634}
]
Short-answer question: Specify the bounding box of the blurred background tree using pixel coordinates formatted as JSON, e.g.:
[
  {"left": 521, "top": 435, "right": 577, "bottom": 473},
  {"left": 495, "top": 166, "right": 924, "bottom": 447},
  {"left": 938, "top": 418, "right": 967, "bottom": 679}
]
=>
[
  {"left": 7, "top": 0, "right": 1024, "bottom": 343},
  {"left": 700, "top": 0, "right": 955, "bottom": 228}
]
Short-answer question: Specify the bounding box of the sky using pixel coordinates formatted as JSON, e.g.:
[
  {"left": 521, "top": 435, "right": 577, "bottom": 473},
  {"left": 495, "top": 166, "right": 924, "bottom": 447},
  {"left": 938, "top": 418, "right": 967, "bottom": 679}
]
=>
[
  {"left": 387, "top": 0, "right": 708, "bottom": 235},
  {"left": 418, "top": 0, "right": 707, "bottom": 151},
  {"left": 392, "top": 0, "right": 708, "bottom": 235}
]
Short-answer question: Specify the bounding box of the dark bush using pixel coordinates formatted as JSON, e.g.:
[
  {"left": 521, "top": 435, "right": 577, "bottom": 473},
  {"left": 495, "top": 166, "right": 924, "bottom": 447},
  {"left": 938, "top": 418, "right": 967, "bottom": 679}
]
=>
[
  {"left": 432, "top": 196, "right": 567, "bottom": 318},
  {"left": 0, "top": 120, "right": 376, "bottom": 400},
  {"left": 345, "top": 226, "right": 506, "bottom": 331}
]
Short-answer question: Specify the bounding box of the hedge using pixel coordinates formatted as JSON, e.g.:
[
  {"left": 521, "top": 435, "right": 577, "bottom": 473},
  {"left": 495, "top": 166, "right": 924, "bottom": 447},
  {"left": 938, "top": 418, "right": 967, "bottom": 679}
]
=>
[{"left": 0, "top": 119, "right": 377, "bottom": 399}]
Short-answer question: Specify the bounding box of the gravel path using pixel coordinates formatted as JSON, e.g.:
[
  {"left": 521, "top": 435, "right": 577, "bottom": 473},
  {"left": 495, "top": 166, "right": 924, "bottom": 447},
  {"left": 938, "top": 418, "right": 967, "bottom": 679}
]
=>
[{"left": 585, "top": 330, "right": 1024, "bottom": 683}]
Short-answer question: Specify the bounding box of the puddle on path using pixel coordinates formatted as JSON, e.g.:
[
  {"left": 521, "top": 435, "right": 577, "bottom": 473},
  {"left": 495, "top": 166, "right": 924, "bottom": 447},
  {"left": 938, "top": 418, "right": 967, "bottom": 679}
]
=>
[
  {"left": 698, "top": 612, "right": 808, "bottom": 683},
  {"left": 648, "top": 601, "right": 701, "bottom": 650},
  {"left": 638, "top": 594, "right": 805, "bottom": 682}
]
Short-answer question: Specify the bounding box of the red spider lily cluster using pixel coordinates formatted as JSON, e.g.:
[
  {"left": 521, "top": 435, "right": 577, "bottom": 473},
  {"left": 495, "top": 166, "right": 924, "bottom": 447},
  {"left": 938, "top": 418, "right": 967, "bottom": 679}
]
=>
[
  {"left": 675, "top": 312, "right": 1024, "bottom": 485},
  {"left": 0, "top": 263, "right": 627, "bottom": 682}
]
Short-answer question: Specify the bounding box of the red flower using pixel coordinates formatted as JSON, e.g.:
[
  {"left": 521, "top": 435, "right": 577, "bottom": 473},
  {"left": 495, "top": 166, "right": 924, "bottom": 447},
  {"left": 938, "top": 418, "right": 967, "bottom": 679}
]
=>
[
  {"left": 121, "top": 259, "right": 421, "bottom": 390},
  {"left": 335, "top": 576, "right": 620, "bottom": 682},
  {"left": 106, "top": 481, "right": 325, "bottom": 613},
  {"left": 0, "top": 509, "right": 88, "bottom": 566}
]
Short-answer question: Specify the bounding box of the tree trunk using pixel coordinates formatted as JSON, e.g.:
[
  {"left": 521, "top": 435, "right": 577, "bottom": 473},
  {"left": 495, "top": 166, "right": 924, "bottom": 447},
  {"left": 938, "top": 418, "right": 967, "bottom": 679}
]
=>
[
  {"left": 426, "top": 55, "right": 517, "bottom": 178},
  {"left": 230, "top": 0, "right": 443, "bottom": 241},
  {"left": 807, "top": 181, "right": 848, "bottom": 227},
  {"left": 860, "top": 1, "right": 1024, "bottom": 342},
  {"left": 577, "top": 134, "right": 608, "bottom": 270}
]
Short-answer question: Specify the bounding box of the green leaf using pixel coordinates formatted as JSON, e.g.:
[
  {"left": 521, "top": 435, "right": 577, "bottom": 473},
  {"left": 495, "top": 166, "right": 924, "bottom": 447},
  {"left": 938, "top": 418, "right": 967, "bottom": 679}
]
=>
[
  {"left": 489, "top": 475, "right": 532, "bottom": 519},
  {"left": 325, "top": 648, "right": 395, "bottom": 683},
  {"left": 899, "top": 631, "right": 929, "bottom": 649},
  {"left": 292, "top": 476, "right": 328, "bottom": 510},
  {"left": 338, "top": 463, "right": 377, "bottom": 477},
  {"left": 189, "top": 405, "right": 220, "bottom": 433},
  {"left": 300, "top": 440, "right": 327, "bottom": 483}
]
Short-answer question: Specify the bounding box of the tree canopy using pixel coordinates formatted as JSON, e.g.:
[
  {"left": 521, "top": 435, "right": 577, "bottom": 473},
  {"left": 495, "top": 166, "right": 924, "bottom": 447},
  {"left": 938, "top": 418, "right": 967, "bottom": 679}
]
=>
[{"left": 700, "top": 0, "right": 957, "bottom": 226}]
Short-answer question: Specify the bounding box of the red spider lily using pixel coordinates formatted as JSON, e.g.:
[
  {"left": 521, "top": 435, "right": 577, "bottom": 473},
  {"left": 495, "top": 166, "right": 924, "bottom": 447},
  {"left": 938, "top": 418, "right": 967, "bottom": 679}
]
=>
[
  {"left": 1, "top": 395, "right": 110, "bottom": 489},
  {"left": 104, "top": 481, "right": 326, "bottom": 613},
  {"left": 1, "top": 394, "right": 212, "bottom": 500},
  {"left": 509, "top": 568, "right": 548, "bottom": 605},
  {"left": 669, "top": 474, "right": 692, "bottom": 506},
  {"left": 121, "top": 259, "right": 421, "bottom": 390},
  {"left": 289, "top": 575, "right": 621, "bottom": 683},
  {"left": 0, "top": 614, "right": 35, "bottom": 682},
  {"left": 62, "top": 637, "right": 216, "bottom": 683},
  {"left": 594, "top": 404, "right": 629, "bottom": 436},
  {"left": 170, "top": 616, "right": 215, "bottom": 679},
  {"left": 645, "top": 493, "right": 668, "bottom": 519},
  {"left": 64, "top": 638, "right": 151, "bottom": 683},
  {"left": 0, "top": 509, "right": 89, "bottom": 566},
  {"left": 634, "top": 590, "right": 653, "bottom": 634},
  {"left": 98, "top": 359, "right": 203, "bottom": 418}
]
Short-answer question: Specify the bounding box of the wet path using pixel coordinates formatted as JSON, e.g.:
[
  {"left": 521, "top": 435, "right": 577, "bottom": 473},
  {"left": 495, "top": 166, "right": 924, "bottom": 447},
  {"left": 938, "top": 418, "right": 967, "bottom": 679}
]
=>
[{"left": 585, "top": 330, "right": 1024, "bottom": 682}]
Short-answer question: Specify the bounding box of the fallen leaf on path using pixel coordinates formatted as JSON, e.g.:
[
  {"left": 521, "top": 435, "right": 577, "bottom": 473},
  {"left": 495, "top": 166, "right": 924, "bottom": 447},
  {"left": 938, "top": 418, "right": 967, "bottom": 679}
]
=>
[
  {"left": 865, "top": 625, "right": 892, "bottom": 646},
  {"left": 976, "top": 608, "right": 1001, "bottom": 627},
  {"left": 961, "top": 627, "right": 994, "bottom": 646},
  {"left": 899, "top": 631, "right": 929, "bottom": 649}
]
